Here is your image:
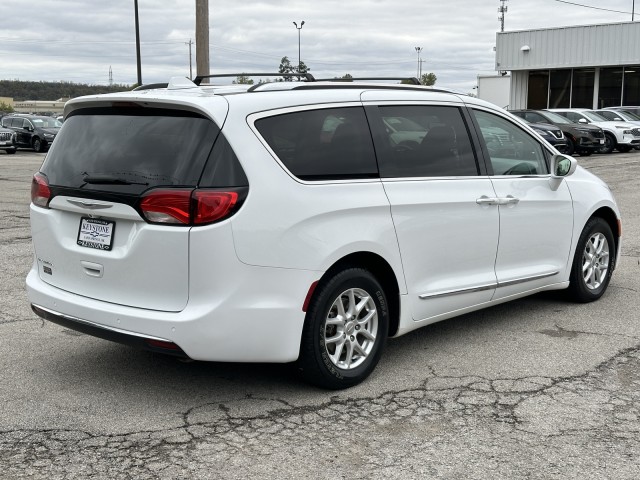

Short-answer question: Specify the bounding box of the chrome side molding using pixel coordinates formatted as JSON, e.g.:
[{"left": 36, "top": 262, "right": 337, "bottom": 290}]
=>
[{"left": 419, "top": 271, "right": 559, "bottom": 300}]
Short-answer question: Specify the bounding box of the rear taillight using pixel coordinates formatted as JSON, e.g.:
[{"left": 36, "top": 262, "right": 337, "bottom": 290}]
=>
[
  {"left": 140, "top": 189, "right": 192, "bottom": 224},
  {"left": 140, "top": 188, "right": 243, "bottom": 226},
  {"left": 31, "top": 173, "right": 51, "bottom": 208},
  {"left": 193, "top": 191, "right": 238, "bottom": 225}
]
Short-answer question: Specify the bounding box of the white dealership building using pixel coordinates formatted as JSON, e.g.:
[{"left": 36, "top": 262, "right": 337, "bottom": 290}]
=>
[{"left": 495, "top": 21, "right": 640, "bottom": 110}]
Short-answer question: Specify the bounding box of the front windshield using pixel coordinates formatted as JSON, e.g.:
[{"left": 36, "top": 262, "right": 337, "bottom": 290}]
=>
[
  {"left": 31, "top": 117, "right": 63, "bottom": 128},
  {"left": 620, "top": 110, "right": 640, "bottom": 121},
  {"left": 584, "top": 111, "right": 608, "bottom": 122},
  {"left": 542, "top": 111, "right": 572, "bottom": 124}
]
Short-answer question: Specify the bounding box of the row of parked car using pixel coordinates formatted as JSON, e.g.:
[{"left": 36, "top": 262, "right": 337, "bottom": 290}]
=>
[
  {"left": 0, "top": 113, "right": 62, "bottom": 154},
  {"left": 2, "top": 107, "right": 639, "bottom": 158},
  {"left": 510, "top": 106, "right": 640, "bottom": 156}
]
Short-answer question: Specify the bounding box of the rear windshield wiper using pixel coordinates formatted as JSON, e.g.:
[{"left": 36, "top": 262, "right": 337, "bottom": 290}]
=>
[{"left": 82, "top": 173, "right": 149, "bottom": 186}]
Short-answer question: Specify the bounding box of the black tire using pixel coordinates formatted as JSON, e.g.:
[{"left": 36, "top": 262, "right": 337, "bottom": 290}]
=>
[
  {"left": 32, "top": 137, "right": 45, "bottom": 153},
  {"left": 578, "top": 149, "right": 592, "bottom": 157},
  {"left": 564, "top": 139, "right": 575, "bottom": 156},
  {"left": 617, "top": 145, "right": 632, "bottom": 153},
  {"left": 298, "top": 268, "right": 389, "bottom": 389},
  {"left": 567, "top": 217, "right": 615, "bottom": 303},
  {"left": 6, "top": 148, "right": 16, "bottom": 154},
  {"left": 598, "top": 133, "right": 615, "bottom": 154}
]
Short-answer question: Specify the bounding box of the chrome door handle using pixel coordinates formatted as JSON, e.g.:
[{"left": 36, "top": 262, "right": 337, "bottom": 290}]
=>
[
  {"left": 497, "top": 195, "right": 520, "bottom": 205},
  {"left": 476, "top": 195, "right": 499, "bottom": 206}
]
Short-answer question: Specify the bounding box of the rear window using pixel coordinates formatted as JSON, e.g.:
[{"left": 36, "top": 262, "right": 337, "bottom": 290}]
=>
[
  {"left": 41, "top": 107, "right": 222, "bottom": 195},
  {"left": 255, "top": 107, "right": 378, "bottom": 181}
]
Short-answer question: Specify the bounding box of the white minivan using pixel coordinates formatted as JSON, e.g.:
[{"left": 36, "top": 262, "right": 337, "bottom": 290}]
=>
[{"left": 27, "top": 75, "right": 621, "bottom": 389}]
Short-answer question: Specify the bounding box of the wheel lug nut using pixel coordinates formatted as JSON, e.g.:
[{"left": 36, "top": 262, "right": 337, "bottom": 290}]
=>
[
  {"left": 355, "top": 325, "right": 360, "bottom": 330},
  {"left": 350, "top": 336, "right": 355, "bottom": 341}
]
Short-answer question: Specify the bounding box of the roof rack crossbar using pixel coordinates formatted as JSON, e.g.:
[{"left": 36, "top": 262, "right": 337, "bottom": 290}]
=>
[
  {"left": 314, "top": 77, "right": 422, "bottom": 85},
  {"left": 194, "top": 73, "right": 316, "bottom": 86}
]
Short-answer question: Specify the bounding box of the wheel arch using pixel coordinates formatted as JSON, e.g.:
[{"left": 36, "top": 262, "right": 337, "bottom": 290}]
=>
[
  {"left": 319, "top": 251, "right": 401, "bottom": 337},
  {"left": 590, "top": 206, "right": 620, "bottom": 261}
]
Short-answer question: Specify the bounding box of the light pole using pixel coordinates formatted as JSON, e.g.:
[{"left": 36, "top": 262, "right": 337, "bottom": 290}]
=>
[
  {"left": 415, "top": 47, "right": 423, "bottom": 79},
  {"left": 134, "top": 0, "right": 142, "bottom": 86},
  {"left": 293, "top": 21, "right": 305, "bottom": 73}
]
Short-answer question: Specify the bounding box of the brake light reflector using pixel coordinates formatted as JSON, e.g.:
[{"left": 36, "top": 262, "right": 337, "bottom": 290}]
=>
[
  {"left": 140, "top": 189, "right": 191, "bottom": 224},
  {"left": 145, "top": 339, "right": 180, "bottom": 350},
  {"left": 31, "top": 173, "right": 51, "bottom": 208},
  {"left": 194, "top": 191, "right": 238, "bottom": 224}
]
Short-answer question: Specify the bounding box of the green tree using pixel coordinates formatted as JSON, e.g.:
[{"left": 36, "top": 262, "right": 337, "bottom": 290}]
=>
[
  {"left": 233, "top": 74, "right": 254, "bottom": 85},
  {"left": 278, "top": 56, "right": 295, "bottom": 81},
  {"left": 420, "top": 72, "right": 437, "bottom": 86},
  {"left": 0, "top": 101, "right": 14, "bottom": 114},
  {"left": 296, "top": 60, "right": 310, "bottom": 75}
]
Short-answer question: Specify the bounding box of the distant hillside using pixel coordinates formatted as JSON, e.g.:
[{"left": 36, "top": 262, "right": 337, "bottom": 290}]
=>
[{"left": 0, "top": 80, "right": 132, "bottom": 101}]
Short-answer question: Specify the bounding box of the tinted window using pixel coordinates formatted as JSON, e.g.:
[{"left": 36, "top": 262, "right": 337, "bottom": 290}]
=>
[
  {"left": 200, "top": 132, "right": 248, "bottom": 187},
  {"left": 41, "top": 107, "right": 220, "bottom": 195},
  {"left": 473, "top": 110, "right": 548, "bottom": 175},
  {"left": 31, "top": 117, "right": 62, "bottom": 128},
  {"left": 255, "top": 107, "right": 378, "bottom": 181},
  {"left": 376, "top": 105, "right": 478, "bottom": 178},
  {"left": 523, "top": 112, "right": 548, "bottom": 124}
]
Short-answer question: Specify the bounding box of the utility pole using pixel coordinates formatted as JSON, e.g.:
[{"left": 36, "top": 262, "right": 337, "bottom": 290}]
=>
[
  {"left": 498, "top": 0, "right": 508, "bottom": 32},
  {"left": 415, "top": 47, "right": 423, "bottom": 79},
  {"left": 195, "top": 0, "right": 210, "bottom": 81},
  {"left": 134, "top": 0, "right": 142, "bottom": 85},
  {"left": 633, "top": 0, "right": 635, "bottom": 21},
  {"left": 186, "top": 39, "right": 193, "bottom": 79},
  {"left": 109, "top": 66, "right": 113, "bottom": 86}
]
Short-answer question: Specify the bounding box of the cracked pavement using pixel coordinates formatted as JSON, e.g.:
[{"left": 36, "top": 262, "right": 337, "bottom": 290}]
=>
[{"left": 1, "top": 151, "right": 639, "bottom": 479}]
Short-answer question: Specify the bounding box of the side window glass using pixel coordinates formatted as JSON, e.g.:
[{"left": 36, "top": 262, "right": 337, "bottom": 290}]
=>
[
  {"left": 526, "top": 112, "right": 545, "bottom": 123},
  {"left": 376, "top": 105, "right": 478, "bottom": 178},
  {"left": 473, "top": 110, "right": 549, "bottom": 175},
  {"left": 200, "top": 131, "right": 249, "bottom": 187},
  {"left": 254, "top": 107, "right": 378, "bottom": 181}
]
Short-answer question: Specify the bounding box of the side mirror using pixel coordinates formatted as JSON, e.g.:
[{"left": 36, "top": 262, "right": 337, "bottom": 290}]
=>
[
  {"left": 550, "top": 154, "right": 577, "bottom": 178},
  {"left": 578, "top": 118, "right": 588, "bottom": 124}
]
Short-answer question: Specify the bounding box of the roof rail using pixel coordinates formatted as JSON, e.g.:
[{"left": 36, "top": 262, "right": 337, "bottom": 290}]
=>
[
  {"left": 193, "top": 73, "right": 316, "bottom": 86},
  {"left": 314, "top": 76, "right": 421, "bottom": 85}
]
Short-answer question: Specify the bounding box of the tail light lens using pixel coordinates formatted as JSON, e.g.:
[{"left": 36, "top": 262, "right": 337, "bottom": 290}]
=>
[
  {"left": 140, "top": 188, "right": 244, "bottom": 226},
  {"left": 31, "top": 173, "right": 51, "bottom": 208},
  {"left": 140, "top": 189, "right": 192, "bottom": 224},
  {"left": 193, "top": 191, "right": 238, "bottom": 225}
]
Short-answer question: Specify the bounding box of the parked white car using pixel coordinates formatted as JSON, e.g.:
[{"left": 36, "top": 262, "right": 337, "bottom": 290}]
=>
[
  {"left": 548, "top": 108, "right": 640, "bottom": 153},
  {"left": 27, "top": 75, "right": 622, "bottom": 389}
]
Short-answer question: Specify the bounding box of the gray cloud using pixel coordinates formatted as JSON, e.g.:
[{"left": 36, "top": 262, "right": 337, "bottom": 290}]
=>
[{"left": 0, "top": 0, "right": 635, "bottom": 93}]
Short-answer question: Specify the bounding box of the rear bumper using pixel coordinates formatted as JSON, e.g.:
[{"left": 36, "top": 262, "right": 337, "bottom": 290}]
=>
[
  {"left": 31, "top": 304, "right": 188, "bottom": 357},
  {"left": 26, "top": 261, "right": 319, "bottom": 363}
]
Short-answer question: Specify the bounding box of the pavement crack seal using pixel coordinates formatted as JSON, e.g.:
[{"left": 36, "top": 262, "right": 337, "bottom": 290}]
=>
[{"left": 2, "top": 345, "right": 640, "bottom": 478}]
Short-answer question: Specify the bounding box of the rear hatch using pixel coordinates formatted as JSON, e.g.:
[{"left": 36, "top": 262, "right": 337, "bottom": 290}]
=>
[{"left": 31, "top": 103, "right": 234, "bottom": 312}]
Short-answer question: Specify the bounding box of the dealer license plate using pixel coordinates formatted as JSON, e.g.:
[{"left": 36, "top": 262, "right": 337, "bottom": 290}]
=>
[
  {"left": 77, "top": 217, "right": 115, "bottom": 251},
  {"left": 600, "top": 139, "right": 605, "bottom": 144}
]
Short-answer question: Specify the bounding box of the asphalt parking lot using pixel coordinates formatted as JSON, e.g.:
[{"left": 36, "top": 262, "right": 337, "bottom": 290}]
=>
[{"left": 1, "top": 148, "right": 640, "bottom": 479}]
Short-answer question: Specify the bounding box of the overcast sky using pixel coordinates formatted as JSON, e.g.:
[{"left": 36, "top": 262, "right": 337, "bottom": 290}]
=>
[{"left": 0, "top": 0, "right": 637, "bottom": 93}]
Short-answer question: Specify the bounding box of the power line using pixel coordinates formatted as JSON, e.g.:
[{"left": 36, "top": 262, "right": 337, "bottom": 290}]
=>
[{"left": 551, "top": 0, "right": 631, "bottom": 15}]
